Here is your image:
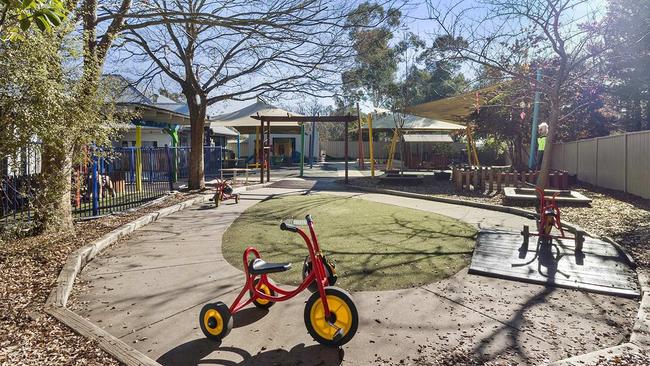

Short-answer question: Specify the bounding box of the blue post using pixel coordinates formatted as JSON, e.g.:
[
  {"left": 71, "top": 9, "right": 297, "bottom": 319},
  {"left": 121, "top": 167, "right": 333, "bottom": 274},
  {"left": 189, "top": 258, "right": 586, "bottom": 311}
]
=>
[
  {"left": 236, "top": 134, "right": 241, "bottom": 159},
  {"left": 217, "top": 146, "right": 223, "bottom": 179},
  {"left": 91, "top": 155, "right": 99, "bottom": 216},
  {"left": 129, "top": 148, "right": 135, "bottom": 184},
  {"left": 528, "top": 69, "right": 543, "bottom": 169},
  {"left": 166, "top": 146, "right": 174, "bottom": 191}
]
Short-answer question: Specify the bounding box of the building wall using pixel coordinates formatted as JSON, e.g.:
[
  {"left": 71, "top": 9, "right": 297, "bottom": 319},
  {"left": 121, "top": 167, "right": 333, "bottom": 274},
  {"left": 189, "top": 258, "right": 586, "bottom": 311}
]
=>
[{"left": 113, "top": 128, "right": 175, "bottom": 148}]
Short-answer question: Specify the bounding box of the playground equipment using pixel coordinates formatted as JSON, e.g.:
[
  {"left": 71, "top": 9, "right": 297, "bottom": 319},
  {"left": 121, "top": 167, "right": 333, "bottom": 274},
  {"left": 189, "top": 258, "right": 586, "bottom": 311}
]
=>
[
  {"left": 211, "top": 179, "right": 240, "bottom": 207},
  {"left": 199, "top": 215, "right": 359, "bottom": 346},
  {"left": 520, "top": 187, "right": 585, "bottom": 256}
]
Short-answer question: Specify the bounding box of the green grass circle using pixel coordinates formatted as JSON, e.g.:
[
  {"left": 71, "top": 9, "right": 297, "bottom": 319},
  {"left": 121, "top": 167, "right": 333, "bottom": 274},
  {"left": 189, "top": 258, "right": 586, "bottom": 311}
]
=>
[{"left": 222, "top": 193, "right": 477, "bottom": 291}]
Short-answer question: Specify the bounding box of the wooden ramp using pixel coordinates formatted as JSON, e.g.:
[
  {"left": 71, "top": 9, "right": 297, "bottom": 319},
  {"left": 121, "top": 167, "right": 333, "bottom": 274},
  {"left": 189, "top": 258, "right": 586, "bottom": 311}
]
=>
[{"left": 469, "top": 229, "right": 640, "bottom": 298}]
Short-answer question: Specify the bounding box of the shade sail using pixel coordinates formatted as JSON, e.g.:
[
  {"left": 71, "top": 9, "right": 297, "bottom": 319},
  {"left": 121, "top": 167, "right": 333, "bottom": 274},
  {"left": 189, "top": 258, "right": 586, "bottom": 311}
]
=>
[
  {"left": 209, "top": 101, "right": 303, "bottom": 134},
  {"left": 370, "top": 112, "right": 465, "bottom": 131},
  {"left": 403, "top": 134, "right": 454, "bottom": 143},
  {"left": 405, "top": 85, "right": 501, "bottom": 123}
]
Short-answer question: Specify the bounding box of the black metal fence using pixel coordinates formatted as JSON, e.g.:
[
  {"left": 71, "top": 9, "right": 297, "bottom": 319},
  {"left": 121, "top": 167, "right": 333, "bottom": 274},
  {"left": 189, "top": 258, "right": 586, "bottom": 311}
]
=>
[
  {"left": 1, "top": 146, "right": 227, "bottom": 232},
  {"left": 72, "top": 147, "right": 175, "bottom": 218},
  {"left": 1, "top": 143, "right": 41, "bottom": 234}
]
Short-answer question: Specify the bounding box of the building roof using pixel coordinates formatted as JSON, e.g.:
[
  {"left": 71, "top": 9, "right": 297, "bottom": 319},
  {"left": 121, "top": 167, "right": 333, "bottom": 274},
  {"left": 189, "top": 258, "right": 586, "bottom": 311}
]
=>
[
  {"left": 403, "top": 134, "right": 454, "bottom": 143},
  {"left": 369, "top": 112, "right": 466, "bottom": 131},
  {"left": 209, "top": 100, "right": 303, "bottom": 134}
]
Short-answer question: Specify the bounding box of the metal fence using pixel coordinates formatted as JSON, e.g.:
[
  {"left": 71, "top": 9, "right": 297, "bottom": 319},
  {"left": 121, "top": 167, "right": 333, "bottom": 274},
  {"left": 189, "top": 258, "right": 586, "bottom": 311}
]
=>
[
  {"left": 1, "top": 143, "right": 41, "bottom": 233},
  {"left": 1, "top": 145, "right": 228, "bottom": 231},
  {"left": 72, "top": 147, "right": 175, "bottom": 218},
  {"left": 551, "top": 130, "right": 650, "bottom": 199}
]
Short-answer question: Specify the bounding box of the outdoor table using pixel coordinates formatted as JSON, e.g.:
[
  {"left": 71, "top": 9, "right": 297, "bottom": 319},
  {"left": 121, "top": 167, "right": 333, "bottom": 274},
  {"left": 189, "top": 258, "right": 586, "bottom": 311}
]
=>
[{"left": 220, "top": 168, "right": 255, "bottom": 184}]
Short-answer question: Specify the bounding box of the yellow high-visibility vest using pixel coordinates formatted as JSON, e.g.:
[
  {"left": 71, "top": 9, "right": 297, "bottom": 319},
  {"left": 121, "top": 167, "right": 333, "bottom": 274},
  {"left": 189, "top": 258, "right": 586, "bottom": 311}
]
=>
[{"left": 537, "top": 136, "right": 546, "bottom": 151}]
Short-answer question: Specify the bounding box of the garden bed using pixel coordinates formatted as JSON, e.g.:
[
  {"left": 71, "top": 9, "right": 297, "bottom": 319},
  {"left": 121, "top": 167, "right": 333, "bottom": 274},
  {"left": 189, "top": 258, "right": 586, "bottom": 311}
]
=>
[{"left": 0, "top": 190, "right": 205, "bottom": 365}]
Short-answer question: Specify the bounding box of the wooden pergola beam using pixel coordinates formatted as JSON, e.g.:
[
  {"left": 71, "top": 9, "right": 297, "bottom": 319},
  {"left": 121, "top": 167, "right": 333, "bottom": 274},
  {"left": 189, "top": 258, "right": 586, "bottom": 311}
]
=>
[{"left": 255, "top": 114, "right": 357, "bottom": 184}]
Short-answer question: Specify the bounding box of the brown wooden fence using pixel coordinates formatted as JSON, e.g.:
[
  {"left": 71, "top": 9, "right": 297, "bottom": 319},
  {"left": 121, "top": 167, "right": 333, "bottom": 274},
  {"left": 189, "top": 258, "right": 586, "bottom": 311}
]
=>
[{"left": 452, "top": 166, "right": 570, "bottom": 192}]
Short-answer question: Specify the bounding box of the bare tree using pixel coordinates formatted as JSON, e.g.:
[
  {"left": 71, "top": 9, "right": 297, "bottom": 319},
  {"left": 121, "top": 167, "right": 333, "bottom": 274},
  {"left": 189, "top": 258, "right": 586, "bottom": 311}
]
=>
[
  {"left": 35, "top": 0, "right": 132, "bottom": 232},
  {"left": 426, "top": 0, "right": 607, "bottom": 187},
  {"left": 113, "top": 0, "right": 389, "bottom": 189}
]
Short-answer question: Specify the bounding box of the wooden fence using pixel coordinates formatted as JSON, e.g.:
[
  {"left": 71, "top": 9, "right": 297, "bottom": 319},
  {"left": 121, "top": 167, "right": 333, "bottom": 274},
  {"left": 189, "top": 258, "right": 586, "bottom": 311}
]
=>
[
  {"left": 452, "top": 166, "right": 569, "bottom": 192},
  {"left": 551, "top": 130, "right": 650, "bottom": 199}
]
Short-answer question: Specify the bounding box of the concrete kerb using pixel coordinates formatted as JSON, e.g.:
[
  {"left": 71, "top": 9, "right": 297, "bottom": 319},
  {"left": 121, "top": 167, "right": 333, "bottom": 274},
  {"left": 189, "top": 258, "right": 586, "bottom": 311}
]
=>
[
  {"left": 346, "top": 184, "right": 597, "bottom": 237},
  {"left": 346, "top": 183, "right": 650, "bottom": 364},
  {"left": 44, "top": 180, "right": 275, "bottom": 366}
]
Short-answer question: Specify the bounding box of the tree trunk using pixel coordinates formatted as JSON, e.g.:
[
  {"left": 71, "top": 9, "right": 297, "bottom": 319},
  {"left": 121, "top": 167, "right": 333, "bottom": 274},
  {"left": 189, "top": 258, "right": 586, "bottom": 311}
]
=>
[
  {"left": 187, "top": 95, "right": 206, "bottom": 190},
  {"left": 35, "top": 138, "right": 74, "bottom": 233}
]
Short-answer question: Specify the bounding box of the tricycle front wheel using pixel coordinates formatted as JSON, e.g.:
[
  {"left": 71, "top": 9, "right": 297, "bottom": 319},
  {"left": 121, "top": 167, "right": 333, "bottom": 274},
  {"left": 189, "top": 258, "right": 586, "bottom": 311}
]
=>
[
  {"left": 199, "top": 301, "right": 232, "bottom": 341},
  {"left": 304, "top": 287, "right": 358, "bottom": 347}
]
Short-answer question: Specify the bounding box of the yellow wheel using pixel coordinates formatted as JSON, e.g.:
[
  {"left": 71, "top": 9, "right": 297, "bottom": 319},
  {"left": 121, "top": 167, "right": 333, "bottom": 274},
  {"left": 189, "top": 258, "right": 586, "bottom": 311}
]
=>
[
  {"left": 199, "top": 301, "right": 232, "bottom": 341},
  {"left": 250, "top": 278, "right": 275, "bottom": 309},
  {"left": 304, "top": 287, "right": 358, "bottom": 347}
]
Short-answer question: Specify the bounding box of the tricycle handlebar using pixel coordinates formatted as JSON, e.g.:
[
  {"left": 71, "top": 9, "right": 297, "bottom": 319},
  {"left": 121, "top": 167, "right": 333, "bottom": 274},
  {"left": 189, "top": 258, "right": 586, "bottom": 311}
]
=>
[{"left": 280, "top": 222, "right": 299, "bottom": 233}]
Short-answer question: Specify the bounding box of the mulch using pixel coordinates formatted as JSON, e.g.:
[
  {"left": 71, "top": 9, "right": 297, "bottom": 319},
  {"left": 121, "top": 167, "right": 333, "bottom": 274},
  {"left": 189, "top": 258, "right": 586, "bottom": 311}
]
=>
[
  {"left": 0, "top": 191, "right": 203, "bottom": 365},
  {"left": 349, "top": 176, "right": 650, "bottom": 270}
]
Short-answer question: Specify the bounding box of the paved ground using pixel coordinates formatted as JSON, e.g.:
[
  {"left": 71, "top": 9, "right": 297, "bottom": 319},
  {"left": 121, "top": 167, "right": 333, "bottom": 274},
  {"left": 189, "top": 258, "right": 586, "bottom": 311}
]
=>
[{"left": 69, "top": 177, "right": 639, "bottom": 366}]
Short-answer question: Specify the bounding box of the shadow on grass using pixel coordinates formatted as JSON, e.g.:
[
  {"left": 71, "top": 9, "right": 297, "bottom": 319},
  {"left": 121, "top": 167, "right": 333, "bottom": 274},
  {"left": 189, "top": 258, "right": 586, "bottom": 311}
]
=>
[{"left": 157, "top": 340, "right": 343, "bottom": 366}]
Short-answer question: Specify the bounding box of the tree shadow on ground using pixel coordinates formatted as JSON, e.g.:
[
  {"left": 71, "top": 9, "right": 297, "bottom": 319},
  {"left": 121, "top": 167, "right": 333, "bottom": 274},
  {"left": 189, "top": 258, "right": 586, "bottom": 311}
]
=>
[{"left": 157, "top": 340, "right": 343, "bottom": 366}]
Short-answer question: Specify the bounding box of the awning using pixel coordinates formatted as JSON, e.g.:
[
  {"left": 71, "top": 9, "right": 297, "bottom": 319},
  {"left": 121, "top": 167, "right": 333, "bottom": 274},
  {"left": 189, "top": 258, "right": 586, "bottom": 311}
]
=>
[
  {"left": 405, "top": 85, "right": 502, "bottom": 122},
  {"left": 369, "top": 112, "right": 465, "bottom": 131},
  {"left": 210, "top": 126, "right": 239, "bottom": 137},
  {"left": 403, "top": 134, "right": 454, "bottom": 143},
  {"left": 209, "top": 100, "right": 303, "bottom": 134}
]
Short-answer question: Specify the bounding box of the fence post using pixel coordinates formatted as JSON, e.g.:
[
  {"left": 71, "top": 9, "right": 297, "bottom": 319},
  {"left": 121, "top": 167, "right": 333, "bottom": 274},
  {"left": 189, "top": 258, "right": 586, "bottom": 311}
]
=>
[
  {"left": 218, "top": 146, "right": 223, "bottom": 179},
  {"left": 91, "top": 154, "right": 99, "bottom": 216},
  {"left": 166, "top": 146, "right": 174, "bottom": 191}
]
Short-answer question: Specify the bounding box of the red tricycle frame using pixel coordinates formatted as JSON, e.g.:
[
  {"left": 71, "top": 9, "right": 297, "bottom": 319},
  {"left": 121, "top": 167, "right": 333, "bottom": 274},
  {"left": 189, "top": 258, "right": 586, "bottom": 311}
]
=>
[
  {"left": 521, "top": 187, "right": 584, "bottom": 253},
  {"left": 212, "top": 178, "right": 240, "bottom": 206},
  {"left": 228, "top": 216, "right": 333, "bottom": 315}
]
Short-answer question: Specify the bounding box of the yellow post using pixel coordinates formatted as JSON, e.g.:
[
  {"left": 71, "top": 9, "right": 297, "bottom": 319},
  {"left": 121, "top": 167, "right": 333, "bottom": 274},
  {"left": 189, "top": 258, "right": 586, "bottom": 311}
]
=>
[
  {"left": 387, "top": 129, "right": 399, "bottom": 170},
  {"left": 368, "top": 115, "right": 375, "bottom": 177},
  {"left": 135, "top": 125, "right": 143, "bottom": 191}
]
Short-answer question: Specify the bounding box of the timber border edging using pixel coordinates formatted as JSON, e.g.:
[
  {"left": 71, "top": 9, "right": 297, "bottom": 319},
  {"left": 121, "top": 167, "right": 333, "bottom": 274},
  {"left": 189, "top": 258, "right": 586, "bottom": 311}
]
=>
[{"left": 45, "top": 181, "right": 275, "bottom": 366}]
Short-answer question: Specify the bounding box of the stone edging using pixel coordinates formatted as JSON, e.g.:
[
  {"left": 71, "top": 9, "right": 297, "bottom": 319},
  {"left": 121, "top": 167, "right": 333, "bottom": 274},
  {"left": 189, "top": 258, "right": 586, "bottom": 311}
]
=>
[
  {"left": 45, "top": 181, "right": 275, "bottom": 366},
  {"left": 345, "top": 184, "right": 650, "bottom": 364}
]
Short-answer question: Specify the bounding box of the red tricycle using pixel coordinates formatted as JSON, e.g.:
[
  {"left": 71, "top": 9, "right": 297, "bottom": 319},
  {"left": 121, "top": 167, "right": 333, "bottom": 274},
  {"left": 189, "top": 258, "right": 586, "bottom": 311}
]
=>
[
  {"left": 199, "top": 214, "right": 359, "bottom": 346},
  {"left": 520, "top": 186, "right": 585, "bottom": 255},
  {"left": 211, "top": 179, "right": 240, "bottom": 207}
]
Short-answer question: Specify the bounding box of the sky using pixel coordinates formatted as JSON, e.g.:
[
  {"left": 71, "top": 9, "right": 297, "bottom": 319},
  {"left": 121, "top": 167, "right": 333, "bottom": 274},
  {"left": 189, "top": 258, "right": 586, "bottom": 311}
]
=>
[{"left": 106, "top": 0, "right": 610, "bottom": 116}]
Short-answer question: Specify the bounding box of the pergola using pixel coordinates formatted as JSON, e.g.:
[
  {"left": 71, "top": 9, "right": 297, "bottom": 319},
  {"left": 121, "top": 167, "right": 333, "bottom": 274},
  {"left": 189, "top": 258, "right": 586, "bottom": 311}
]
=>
[{"left": 251, "top": 114, "right": 358, "bottom": 184}]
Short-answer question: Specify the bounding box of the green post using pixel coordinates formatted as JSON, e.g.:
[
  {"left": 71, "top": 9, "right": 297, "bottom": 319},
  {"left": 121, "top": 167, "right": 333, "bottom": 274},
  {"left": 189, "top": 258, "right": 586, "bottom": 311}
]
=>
[
  {"left": 528, "top": 69, "right": 542, "bottom": 169},
  {"left": 300, "top": 123, "right": 305, "bottom": 177}
]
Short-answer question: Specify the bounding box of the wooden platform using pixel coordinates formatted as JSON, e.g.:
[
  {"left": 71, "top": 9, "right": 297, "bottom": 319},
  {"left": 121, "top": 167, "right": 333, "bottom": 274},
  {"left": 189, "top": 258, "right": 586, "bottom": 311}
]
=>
[{"left": 469, "top": 229, "right": 640, "bottom": 298}]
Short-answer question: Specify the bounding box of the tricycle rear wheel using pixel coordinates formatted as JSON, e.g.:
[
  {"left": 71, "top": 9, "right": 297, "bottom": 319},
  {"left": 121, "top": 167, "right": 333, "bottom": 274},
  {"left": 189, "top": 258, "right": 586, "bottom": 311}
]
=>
[{"left": 199, "top": 301, "right": 232, "bottom": 341}]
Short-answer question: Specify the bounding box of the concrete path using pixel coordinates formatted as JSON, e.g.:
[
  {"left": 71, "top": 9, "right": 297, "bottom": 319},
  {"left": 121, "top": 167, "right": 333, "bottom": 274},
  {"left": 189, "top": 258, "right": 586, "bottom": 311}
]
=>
[{"left": 70, "top": 179, "right": 638, "bottom": 366}]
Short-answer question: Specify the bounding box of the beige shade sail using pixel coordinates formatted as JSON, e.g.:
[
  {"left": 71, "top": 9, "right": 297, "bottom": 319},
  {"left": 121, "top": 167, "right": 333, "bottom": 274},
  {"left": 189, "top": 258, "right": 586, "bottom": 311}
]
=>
[
  {"left": 405, "top": 85, "right": 501, "bottom": 123},
  {"left": 208, "top": 100, "right": 303, "bottom": 134},
  {"left": 369, "top": 111, "right": 466, "bottom": 131}
]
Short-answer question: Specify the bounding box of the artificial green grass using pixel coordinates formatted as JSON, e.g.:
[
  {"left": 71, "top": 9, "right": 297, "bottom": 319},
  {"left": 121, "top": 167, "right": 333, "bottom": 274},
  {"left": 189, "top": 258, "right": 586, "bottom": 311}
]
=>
[{"left": 222, "top": 193, "right": 477, "bottom": 291}]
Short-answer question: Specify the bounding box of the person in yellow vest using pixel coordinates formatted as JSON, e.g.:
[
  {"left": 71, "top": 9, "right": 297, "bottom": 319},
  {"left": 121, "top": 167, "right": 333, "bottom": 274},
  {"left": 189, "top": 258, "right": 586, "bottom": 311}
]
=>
[{"left": 536, "top": 122, "right": 549, "bottom": 170}]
